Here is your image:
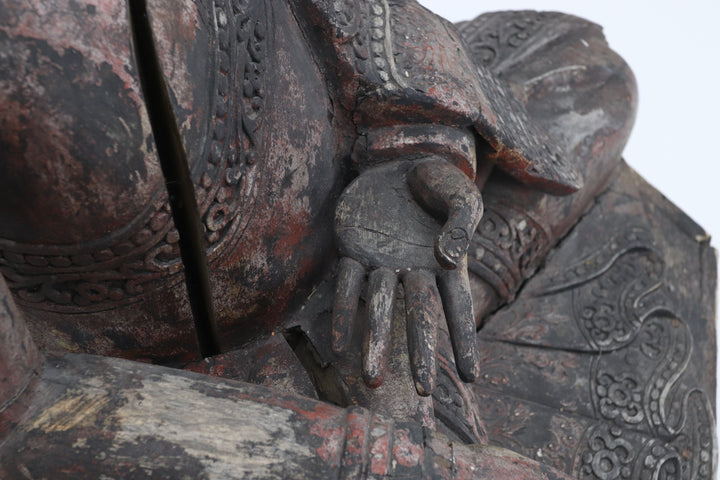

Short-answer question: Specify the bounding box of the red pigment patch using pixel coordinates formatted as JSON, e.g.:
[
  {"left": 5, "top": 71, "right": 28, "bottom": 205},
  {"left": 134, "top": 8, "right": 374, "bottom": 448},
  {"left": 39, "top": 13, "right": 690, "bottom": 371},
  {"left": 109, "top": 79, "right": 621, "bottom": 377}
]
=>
[{"left": 393, "top": 428, "right": 423, "bottom": 468}]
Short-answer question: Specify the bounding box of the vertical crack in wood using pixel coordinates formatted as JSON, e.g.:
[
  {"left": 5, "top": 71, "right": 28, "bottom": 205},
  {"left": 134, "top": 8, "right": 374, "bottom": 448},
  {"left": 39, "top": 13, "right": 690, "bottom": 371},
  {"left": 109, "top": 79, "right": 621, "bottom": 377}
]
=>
[{"left": 127, "top": 0, "right": 220, "bottom": 357}]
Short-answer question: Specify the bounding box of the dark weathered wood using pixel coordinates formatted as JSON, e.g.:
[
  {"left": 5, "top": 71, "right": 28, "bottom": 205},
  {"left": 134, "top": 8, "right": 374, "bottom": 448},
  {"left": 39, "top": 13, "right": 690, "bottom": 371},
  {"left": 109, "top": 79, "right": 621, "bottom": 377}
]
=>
[
  {"left": 0, "top": 351, "right": 575, "bottom": 480},
  {"left": 333, "top": 156, "right": 484, "bottom": 393},
  {"left": 362, "top": 267, "right": 396, "bottom": 387},
  {"left": 437, "top": 257, "right": 479, "bottom": 383},
  {"left": 474, "top": 163, "right": 716, "bottom": 478},
  {"left": 291, "top": 0, "right": 581, "bottom": 194},
  {"left": 407, "top": 159, "right": 483, "bottom": 270},
  {"left": 332, "top": 257, "right": 366, "bottom": 354},
  {"left": 0, "top": 0, "right": 200, "bottom": 362},
  {"left": 459, "top": 10, "right": 638, "bottom": 326},
  {"left": 0, "top": 0, "right": 714, "bottom": 478},
  {"left": 0, "top": 0, "right": 347, "bottom": 362},
  {"left": 0, "top": 275, "right": 41, "bottom": 443}
]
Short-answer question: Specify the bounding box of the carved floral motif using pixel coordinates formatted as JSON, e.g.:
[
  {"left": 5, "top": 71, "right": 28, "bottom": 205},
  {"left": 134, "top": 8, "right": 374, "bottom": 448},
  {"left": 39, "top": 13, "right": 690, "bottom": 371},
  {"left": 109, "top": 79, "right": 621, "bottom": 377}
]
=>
[
  {"left": 468, "top": 204, "right": 550, "bottom": 300},
  {"left": 456, "top": 11, "right": 551, "bottom": 72}
]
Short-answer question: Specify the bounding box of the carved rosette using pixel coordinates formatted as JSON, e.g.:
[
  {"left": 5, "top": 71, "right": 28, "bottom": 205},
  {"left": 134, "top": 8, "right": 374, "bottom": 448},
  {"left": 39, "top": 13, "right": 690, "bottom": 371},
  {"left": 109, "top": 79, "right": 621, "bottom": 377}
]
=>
[{"left": 473, "top": 165, "right": 716, "bottom": 479}]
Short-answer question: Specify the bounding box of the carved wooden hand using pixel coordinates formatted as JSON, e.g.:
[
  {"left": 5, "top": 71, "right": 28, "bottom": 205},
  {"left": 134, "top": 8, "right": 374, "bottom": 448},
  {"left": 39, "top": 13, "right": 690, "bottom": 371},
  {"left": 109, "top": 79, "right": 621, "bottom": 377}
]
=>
[{"left": 333, "top": 157, "right": 483, "bottom": 395}]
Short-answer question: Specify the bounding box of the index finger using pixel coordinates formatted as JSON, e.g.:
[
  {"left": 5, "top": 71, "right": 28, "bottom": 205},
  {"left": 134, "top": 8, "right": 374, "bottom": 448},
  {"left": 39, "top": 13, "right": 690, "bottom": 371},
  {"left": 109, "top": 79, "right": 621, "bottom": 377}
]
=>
[{"left": 438, "top": 258, "right": 480, "bottom": 382}]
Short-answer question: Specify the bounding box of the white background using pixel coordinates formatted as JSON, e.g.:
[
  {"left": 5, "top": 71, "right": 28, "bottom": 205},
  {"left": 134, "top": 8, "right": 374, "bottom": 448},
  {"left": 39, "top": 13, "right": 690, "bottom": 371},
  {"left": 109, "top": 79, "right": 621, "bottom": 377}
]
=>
[{"left": 418, "top": 0, "right": 720, "bottom": 475}]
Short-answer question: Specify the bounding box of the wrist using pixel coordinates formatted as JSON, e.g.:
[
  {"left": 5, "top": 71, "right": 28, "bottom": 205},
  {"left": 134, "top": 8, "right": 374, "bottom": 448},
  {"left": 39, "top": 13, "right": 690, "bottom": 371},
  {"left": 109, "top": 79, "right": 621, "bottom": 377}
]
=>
[{"left": 352, "top": 124, "right": 477, "bottom": 180}]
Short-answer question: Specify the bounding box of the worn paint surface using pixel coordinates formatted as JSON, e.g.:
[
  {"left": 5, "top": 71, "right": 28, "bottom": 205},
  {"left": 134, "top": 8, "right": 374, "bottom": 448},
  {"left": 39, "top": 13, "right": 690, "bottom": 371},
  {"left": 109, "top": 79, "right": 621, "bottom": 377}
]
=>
[
  {"left": 0, "top": 0, "right": 198, "bottom": 362},
  {"left": 473, "top": 164, "right": 717, "bottom": 479},
  {"left": 1, "top": 353, "right": 575, "bottom": 479},
  {"left": 0, "top": 275, "right": 41, "bottom": 442},
  {"left": 0, "top": 0, "right": 715, "bottom": 478},
  {"left": 0, "top": 0, "right": 347, "bottom": 361}
]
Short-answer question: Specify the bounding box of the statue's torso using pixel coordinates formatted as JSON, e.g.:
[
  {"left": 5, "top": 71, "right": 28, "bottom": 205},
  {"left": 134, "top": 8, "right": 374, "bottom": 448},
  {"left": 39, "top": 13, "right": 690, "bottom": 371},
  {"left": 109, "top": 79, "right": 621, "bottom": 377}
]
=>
[{"left": 0, "top": 0, "right": 347, "bottom": 362}]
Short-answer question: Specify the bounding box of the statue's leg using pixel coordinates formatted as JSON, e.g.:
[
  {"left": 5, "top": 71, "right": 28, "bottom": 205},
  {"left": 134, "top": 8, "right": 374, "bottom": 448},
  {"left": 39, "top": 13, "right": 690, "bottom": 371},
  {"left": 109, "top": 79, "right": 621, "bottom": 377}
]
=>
[{"left": 460, "top": 12, "right": 715, "bottom": 479}]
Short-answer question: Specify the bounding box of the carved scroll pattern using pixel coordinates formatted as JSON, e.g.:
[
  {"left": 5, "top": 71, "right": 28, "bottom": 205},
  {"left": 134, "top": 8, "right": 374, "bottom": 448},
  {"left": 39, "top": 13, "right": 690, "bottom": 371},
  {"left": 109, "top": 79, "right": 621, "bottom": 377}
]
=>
[
  {"left": 567, "top": 231, "right": 713, "bottom": 478},
  {"left": 329, "top": 0, "right": 400, "bottom": 90},
  {"left": 572, "top": 240, "right": 714, "bottom": 479},
  {"left": 576, "top": 393, "right": 714, "bottom": 480},
  {"left": 197, "top": 0, "right": 268, "bottom": 256},
  {"left": 589, "top": 316, "right": 694, "bottom": 433},
  {"left": 475, "top": 226, "right": 715, "bottom": 479},
  {"left": 468, "top": 204, "right": 550, "bottom": 301},
  {"left": 0, "top": 0, "right": 270, "bottom": 312},
  {"left": 455, "top": 11, "right": 552, "bottom": 73},
  {"left": 433, "top": 349, "right": 487, "bottom": 445},
  {"left": 0, "top": 199, "right": 182, "bottom": 312},
  {"left": 572, "top": 249, "right": 666, "bottom": 351}
]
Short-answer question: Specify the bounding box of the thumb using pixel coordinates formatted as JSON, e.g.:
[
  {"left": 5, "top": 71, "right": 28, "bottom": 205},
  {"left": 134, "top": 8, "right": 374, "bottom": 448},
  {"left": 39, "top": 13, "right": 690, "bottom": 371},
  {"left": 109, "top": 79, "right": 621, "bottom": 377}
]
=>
[{"left": 407, "top": 157, "right": 483, "bottom": 269}]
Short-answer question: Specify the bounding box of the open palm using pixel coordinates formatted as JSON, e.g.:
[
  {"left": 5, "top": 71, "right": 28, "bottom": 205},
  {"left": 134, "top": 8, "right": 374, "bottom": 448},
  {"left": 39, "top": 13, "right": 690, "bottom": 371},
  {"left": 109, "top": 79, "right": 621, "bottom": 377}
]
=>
[{"left": 333, "top": 157, "right": 483, "bottom": 395}]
